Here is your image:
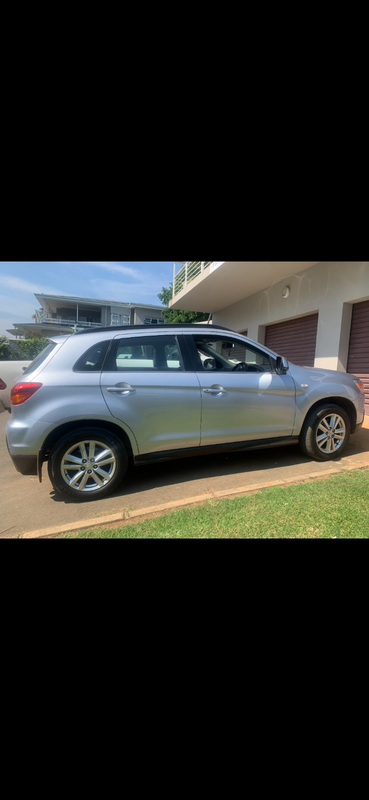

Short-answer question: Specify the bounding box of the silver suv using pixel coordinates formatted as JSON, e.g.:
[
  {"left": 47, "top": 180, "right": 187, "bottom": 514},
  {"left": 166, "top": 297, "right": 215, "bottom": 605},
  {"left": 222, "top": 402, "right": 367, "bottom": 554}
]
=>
[{"left": 6, "top": 324, "right": 365, "bottom": 502}]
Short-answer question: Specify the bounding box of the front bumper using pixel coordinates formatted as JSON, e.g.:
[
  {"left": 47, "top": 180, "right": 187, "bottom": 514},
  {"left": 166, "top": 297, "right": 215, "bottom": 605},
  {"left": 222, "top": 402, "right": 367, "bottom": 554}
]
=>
[{"left": 354, "top": 419, "right": 364, "bottom": 434}]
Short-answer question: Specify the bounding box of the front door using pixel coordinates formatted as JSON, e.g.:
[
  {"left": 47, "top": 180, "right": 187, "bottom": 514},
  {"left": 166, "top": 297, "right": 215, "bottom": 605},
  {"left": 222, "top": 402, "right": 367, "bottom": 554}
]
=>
[
  {"left": 186, "top": 333, "right": 297, "bottom": 446},
  {"left": 100, "top": 332, "right": 201, "bottom": 455}
]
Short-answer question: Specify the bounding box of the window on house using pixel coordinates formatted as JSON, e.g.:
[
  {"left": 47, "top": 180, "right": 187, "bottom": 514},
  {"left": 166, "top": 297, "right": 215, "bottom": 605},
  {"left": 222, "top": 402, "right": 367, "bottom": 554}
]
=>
[
  {"left": 144, "top": 317, "right": 165, "bottom": 325},
  {"left": 111, "top": 314, "right": 130, "bottom": 326}
]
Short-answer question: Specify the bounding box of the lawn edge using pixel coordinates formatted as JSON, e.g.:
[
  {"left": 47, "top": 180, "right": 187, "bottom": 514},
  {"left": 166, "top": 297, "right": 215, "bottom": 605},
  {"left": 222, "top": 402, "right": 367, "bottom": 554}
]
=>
[{"left": 7, "top": 462, "right": 369, "bottom": 539}]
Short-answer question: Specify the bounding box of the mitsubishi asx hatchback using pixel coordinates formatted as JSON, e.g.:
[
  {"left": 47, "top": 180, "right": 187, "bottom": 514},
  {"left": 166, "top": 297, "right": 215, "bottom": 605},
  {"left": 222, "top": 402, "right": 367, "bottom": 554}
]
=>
[{"left": 6, "top": 323, "right": 365, "bottom": 502}]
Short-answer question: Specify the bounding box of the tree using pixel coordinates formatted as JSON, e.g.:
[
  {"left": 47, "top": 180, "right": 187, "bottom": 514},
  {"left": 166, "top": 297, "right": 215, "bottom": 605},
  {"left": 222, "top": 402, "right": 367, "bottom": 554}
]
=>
[
  {"left": 5, "top": 337, "right": 49, "bottom": 361},
  {"left": 157, "top": 283, "right": 209, "bottom": 324},
  {"left": 0, "top": 335, "right": 10, "bottom": 359}
]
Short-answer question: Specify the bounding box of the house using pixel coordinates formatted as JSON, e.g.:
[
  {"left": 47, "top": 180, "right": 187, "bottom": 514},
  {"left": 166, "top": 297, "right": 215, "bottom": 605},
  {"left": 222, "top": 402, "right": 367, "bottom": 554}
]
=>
[
  {"left": 7, "top": 293, "right": 165, "bottom": 339},
  {"left": 169, "top": 261, "right": 369, "bottom": 413}
]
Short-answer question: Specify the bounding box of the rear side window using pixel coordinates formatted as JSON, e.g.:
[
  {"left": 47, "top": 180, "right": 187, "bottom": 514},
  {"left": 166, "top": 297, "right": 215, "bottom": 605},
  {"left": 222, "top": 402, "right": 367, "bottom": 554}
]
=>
[
  {"left": 103, "top": 335, "right": 184, "bottom": 371},
  {"left": 22, "top": 342, "right": 57, "bottom": 378},
  {"left": 74, "top": 340, "right": 111, "bottom": 372}
]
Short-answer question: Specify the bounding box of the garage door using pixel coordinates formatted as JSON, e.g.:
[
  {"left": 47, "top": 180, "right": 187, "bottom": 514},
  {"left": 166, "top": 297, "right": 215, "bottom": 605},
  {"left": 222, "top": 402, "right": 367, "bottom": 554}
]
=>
[
  {"left": 265, "top": 313, "right": 319, "bottom": 367},
  {"left": 347, "top": 300, "right": 369, "bottom": 414}
]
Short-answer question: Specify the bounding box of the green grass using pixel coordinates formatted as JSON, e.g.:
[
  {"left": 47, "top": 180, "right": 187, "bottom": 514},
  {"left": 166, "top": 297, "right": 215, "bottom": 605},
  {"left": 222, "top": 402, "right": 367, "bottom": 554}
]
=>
[{"left": 61, "top": 468, "right": 369, "bottom": 539}]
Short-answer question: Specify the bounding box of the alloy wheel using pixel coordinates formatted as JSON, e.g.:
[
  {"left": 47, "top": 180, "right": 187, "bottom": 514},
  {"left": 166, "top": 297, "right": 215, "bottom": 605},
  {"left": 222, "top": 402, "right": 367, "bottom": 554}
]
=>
[
  {"left": 60, "top": 439, "right": 117, "bottom": 492},
  {"left": 315, "top": 414, "right": 346, "bottom": 454}
]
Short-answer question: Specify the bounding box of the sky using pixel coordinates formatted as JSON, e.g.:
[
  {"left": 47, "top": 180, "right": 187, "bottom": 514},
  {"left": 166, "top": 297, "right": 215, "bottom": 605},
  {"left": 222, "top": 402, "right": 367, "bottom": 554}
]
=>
[{"left": 0, "top": 261, "right": 175, "bottom": 337}]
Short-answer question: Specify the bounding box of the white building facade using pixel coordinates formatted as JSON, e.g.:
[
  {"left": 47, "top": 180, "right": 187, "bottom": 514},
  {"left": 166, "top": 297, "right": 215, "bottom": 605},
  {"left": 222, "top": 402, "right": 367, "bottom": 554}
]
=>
[{"left": 7, "top": 293, "right": 165, "bottom": 339}]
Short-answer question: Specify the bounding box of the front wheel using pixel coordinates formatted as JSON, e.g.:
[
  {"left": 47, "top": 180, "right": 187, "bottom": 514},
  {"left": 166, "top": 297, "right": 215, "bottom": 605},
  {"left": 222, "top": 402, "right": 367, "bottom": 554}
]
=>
[
  {"left": 299, "top": 405, "right": 351, "bottom": 461},
  {"left": 48, "top": 428, "right": 128, "bottom": 501}
]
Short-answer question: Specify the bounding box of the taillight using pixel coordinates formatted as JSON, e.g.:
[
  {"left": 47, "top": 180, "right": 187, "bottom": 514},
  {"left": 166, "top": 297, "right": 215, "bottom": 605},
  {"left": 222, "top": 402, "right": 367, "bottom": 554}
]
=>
[
  {"left": 0, "top": 378, "right": 6, "bottom": 390},
  {"left": 11, "top": 382, "right": 43, "bottom": 405}
]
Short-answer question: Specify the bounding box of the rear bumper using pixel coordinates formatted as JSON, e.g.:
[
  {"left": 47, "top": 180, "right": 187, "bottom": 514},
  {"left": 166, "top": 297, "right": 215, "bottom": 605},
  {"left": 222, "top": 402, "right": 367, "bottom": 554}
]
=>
[
  {"left": 9, "top": 453, "right": 38, "bottom": 475},
  {"left": 6, "top": 436, "right": 38, "bottom": 475}
]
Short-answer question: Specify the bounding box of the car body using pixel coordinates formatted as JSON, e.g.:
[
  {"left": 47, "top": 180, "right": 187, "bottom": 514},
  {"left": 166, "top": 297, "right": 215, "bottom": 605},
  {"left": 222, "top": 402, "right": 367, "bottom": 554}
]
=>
[{"left": 6, "top": 323, "right": 365, "bottom": 501}]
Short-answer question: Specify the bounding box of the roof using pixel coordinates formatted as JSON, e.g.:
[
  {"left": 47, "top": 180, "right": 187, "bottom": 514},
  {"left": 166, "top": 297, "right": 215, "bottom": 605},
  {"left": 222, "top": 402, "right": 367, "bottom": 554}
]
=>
[
  {"left": 10, "top": 321, "right": 73, "bottom": 328},
  {"left": 35, "top": 292, "right": 164, "bottom": 310},
  {"left": 6, "top": 322, "right": 74, "bottom": 338}
]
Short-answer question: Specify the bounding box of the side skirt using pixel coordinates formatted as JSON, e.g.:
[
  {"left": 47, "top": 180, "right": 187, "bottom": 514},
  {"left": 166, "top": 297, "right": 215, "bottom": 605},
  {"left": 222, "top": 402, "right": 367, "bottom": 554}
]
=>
[{"left": 134, "top": 436, "right": 300, "bottom": 465}]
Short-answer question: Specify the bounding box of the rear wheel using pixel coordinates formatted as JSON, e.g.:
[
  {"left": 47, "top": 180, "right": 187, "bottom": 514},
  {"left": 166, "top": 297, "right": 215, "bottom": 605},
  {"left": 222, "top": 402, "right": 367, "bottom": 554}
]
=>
[
  {"left": 48, "top": 428, "right": 128, "bottom": 501},
  {"left": 299, "top": 405, "right": 351, "bottom": 461}
]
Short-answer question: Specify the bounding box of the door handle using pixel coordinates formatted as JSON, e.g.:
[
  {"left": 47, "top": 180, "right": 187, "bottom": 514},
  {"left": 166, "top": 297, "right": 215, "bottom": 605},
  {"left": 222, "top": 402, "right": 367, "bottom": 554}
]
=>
[
  {"left": 107, "top": 386, "right": 136, "bottom": 395},
  {"left": 203, "top": 386, "right": 226, "bottom": 395}
]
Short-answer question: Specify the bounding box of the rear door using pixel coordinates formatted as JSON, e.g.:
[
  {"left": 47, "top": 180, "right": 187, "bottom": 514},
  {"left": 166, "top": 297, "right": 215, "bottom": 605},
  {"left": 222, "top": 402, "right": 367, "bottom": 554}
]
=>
[
  {"left": 186, "top": 333, "right": 297, "bottom": 446},
  {"left": 100, "top": 332, "right": 201, "bottom": 454}
]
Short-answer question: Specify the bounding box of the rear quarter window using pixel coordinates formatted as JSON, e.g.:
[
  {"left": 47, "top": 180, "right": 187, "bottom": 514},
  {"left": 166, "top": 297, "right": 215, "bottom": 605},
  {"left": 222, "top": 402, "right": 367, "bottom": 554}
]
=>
[{"left": 74, "top": 340, "right": 111, "bottom": 372}]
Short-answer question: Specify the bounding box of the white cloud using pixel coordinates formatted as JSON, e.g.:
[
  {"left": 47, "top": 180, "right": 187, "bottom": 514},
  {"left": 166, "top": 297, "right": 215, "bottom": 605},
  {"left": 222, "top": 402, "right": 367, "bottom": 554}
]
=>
[
  {"left": 78, "top": 262, "right": 143, "bottom": 279},
  {"left": 0, "top": 275, "right": 63, "bottom": 295},
  {"left": 88, "top": 278, "right": 164, "bottom": 304},
  {"left": 0, "top": 293, "right": 37, "bottom": 320}
]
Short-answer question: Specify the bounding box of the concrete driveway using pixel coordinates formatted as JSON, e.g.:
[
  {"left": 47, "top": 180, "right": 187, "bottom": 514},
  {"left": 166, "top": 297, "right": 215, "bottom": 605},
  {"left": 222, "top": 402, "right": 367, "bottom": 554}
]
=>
[{"left": 1, "top": 411, "right": 369, "bottom": 538}]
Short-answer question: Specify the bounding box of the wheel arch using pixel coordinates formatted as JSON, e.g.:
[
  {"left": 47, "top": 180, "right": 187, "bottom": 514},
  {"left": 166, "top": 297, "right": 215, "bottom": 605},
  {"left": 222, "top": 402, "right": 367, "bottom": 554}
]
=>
[
  {"left": 40, "top": 418, "right": 135, "bottom": 463},
  {"left": 302, "top": 396, "right": 356, "bottom": 435}
]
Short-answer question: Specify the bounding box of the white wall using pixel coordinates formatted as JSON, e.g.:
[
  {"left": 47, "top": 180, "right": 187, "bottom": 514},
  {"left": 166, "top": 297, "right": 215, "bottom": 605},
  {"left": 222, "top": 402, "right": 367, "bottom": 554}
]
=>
[{"left": 212, "top": 262, "right": 369, "bottom": 371}]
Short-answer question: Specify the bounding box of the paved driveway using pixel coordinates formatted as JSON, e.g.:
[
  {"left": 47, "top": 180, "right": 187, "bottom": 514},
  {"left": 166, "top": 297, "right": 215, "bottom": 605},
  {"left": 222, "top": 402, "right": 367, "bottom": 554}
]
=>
[{"left": 1, "top": 411, "right": 369, "bottom": 538}]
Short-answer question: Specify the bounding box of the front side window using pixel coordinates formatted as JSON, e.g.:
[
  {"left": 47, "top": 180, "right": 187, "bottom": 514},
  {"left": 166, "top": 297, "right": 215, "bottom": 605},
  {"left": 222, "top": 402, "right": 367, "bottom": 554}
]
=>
[
  {"left": 103, "top": 335, "right": 183, "bottom": 371},
  {"left": 192, "top": 335, "right": 272, "bottom": 373}
]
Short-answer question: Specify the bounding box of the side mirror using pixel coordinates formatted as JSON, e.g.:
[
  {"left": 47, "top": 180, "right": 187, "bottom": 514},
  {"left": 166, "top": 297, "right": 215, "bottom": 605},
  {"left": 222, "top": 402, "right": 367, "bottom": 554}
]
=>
[
  {"left": 203, "top": 357, "right": 216, "bottom": 370},
  {"left": 276, "top": 356, "right": 289, "bottom": 375}
]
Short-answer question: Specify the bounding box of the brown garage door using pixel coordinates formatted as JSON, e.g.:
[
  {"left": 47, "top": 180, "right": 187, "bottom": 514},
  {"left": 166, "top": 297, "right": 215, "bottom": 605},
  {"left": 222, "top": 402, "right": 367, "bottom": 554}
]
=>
[
  {"left": 265, "top": 313, "right": 319, "bottom": 367},
  {"left": 347, "top": 300, "right": 369, "bottom": 414}
]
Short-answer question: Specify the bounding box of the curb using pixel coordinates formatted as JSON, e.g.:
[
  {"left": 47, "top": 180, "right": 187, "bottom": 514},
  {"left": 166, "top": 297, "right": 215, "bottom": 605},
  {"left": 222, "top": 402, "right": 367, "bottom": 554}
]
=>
[{"left": 9, "top": 456, "right": 369, "bottom": 538}]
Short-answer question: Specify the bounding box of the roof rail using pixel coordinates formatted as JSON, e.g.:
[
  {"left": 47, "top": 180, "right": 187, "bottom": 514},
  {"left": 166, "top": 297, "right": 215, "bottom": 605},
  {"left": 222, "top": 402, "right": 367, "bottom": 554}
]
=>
[{"left": 74, "top": 323, "right": 233, "bottom": 335}]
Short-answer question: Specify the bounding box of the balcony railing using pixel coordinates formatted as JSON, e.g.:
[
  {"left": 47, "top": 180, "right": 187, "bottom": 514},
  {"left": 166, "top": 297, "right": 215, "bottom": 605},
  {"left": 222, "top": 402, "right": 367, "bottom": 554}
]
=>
[
  {"left": 173, "top": 261, "right": 212, "bottom": 297},
  {"left": 42, "top": 317, "right": 102, "bottom": 327}
]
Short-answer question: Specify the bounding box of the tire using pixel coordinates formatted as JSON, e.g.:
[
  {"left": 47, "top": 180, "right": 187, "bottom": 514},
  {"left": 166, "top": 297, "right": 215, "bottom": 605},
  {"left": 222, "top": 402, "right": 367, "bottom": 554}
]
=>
[
  {"left": 48, "top": 427, "right": 128, "bottom": 501},
  {"left": 299, "top": 404, "right": 351, "bottom": 461}
]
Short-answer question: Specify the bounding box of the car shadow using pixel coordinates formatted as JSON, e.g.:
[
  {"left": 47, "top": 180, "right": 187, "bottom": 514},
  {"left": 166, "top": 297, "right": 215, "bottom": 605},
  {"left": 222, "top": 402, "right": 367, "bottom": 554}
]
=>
[{"left": 48, "top": 424, "right": 369, "bottom": 504}]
